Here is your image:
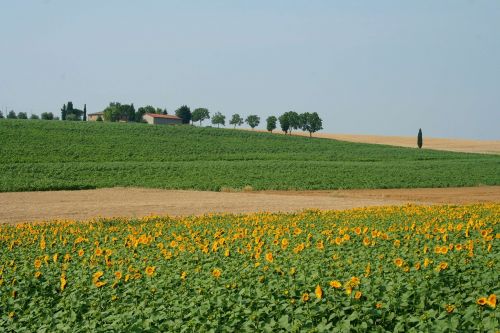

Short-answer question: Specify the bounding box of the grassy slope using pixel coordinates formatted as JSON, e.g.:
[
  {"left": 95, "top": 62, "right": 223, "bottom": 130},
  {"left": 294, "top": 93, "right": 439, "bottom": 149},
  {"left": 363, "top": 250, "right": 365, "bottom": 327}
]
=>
[{"left": 0, "top": 119, "right": 498, "bottom": 192}]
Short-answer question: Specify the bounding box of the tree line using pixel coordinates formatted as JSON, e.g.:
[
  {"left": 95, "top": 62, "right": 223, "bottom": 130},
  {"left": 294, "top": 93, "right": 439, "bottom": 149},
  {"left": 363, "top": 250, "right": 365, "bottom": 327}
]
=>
[
  {"left": 0, "top": 110, "right": 56, "bottom": 120},
  {"left": 1, "top": 101, "right": 324, "bottom": 137},
  {"left": 94, "top": 102, "right": 324, "bottom": 137}
]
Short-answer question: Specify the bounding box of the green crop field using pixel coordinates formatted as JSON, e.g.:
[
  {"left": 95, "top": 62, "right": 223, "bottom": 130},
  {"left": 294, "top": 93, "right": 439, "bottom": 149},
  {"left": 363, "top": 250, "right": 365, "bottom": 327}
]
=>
[{"left": 0, "top": 119, "right": 498, "bottom": 192}]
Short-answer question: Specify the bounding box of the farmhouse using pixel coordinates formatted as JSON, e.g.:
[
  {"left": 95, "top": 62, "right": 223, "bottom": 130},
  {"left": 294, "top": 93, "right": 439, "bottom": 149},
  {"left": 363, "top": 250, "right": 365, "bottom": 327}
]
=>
[
  {"left": 143, "top": 113, "right": 182, "bottom": 125},
  {"left": 87, "top": 112, "right": 104, "bottom": 121}
]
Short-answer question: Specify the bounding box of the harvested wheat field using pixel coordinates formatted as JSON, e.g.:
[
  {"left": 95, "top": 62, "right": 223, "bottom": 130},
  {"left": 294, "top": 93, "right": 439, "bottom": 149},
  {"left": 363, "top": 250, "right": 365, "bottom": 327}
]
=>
[
  {"left": 1, "top": 186, "right": 499, "bottom": 224},
  {"left": 299, "top": 132, "right": 500, "bottom": 154},
  {"left": 250, "top": 129, "right": 499, "bottom": 154}
]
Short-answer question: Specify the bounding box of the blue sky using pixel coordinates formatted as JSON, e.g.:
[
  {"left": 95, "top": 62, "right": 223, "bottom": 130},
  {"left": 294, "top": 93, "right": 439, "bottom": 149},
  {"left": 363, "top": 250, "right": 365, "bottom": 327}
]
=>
[{"left": 1, "top": 0, "right": 499, "bottom": 139}]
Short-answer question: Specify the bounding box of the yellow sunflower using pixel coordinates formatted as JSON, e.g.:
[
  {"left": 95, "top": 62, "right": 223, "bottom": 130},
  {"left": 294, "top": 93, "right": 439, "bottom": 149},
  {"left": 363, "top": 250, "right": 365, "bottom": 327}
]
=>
[
  {"left": 315, "top": 285, "right": 323, "bottom": 299},
  {"left": 329, "top": 280, "right": 342, "bottom": 289},
  {"left": 212, "top": 268, "right": 221, "bottom": 278},
  {"left": 145, "top": 266, "right": 156, "bottom": 277}
]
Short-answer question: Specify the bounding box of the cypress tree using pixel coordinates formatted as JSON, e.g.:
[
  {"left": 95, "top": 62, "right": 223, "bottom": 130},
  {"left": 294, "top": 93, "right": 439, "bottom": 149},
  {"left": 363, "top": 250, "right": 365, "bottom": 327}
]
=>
[
  {"left": 417, "top": 128, "right": 423, "bottom": 149},
  {"left": 61, "top": 104, "right": 67, "bottom": 120},
  {"left": 83, "top": 104, "right": 87, "bottom": 121}
]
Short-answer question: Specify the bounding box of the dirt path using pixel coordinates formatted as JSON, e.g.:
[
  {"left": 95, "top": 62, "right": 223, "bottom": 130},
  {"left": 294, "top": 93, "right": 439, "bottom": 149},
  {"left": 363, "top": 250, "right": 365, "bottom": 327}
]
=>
[{"left": 1, "top": 186, "right": 499, "bottom": 224}]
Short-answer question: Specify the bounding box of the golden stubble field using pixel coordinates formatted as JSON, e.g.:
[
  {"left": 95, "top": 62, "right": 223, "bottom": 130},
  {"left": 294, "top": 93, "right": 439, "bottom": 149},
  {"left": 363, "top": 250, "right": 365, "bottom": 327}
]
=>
[{"left": 252, "top": 130, "right": 500, "bottom": 154}]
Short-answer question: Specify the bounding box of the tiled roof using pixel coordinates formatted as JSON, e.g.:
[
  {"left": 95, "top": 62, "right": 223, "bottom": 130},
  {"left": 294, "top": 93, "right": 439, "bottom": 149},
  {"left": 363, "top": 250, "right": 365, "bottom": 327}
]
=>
[
  {"left": 145, "top": 113, "right": 181, "bottom": 120},
  {"left": 88, "top": 112, "right": 104, "bottom": 116}
]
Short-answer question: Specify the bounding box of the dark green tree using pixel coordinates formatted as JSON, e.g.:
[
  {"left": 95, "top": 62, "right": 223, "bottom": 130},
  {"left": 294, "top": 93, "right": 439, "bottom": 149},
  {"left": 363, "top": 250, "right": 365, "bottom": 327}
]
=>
[
  {"left": 7, "top": 110, "right": 17, "bottom": 119},
  {"left": 30, "top": 114, "right": 40, "bottom": 120},
  {"left": 63, "top": 101, "right": 84, "bottom": 120},
  {"left": 103, "top": 102, "right": 120, "bottom": 122},
  {"left": 245, "top": 115, "right": 260, "bottom": 129},
  {"left": 124, "top": 103, "right": 136, "bottom": 122},
  {"left": 61, "top": 104, "right": 67, "bottom": 120},
  {"left": 300, "top": 112, "right": 323, "bottom": 137},
  {"left": 192, "top": 108, "right": 210, "bottom": 126},
  {"left": 0, "top": 110, "right": 3, "bottom": 118},
  {"left": 41, "top": 112, "right": 54, "bottom": 120},
  {"left": 229, "top": 114, "right": 244, "bottom": 128},
  {"left": 417, "top": 128, "right": 423, "bottom": 149},
  {"left": 83, "top": 104, "right": 87, "bottom": 121},
  {"left": 17, "top": 112, "right": 28, "bottom": 119},
  {"left": 278, "top": 114, "right": 290, "bottom": 134},
  {"left": 266, "top": 116, "right": 277, "bottom": 132},
  {"left": 102, "top": 102, "right": 134, "bottom": 122},
  {"left": 287, "top": 111, "right": 301, "bottom": 135},
  {"left": 211, "top": 112, "right": 226, "bottom": 128},
  {"left": 175, "top": 105, "right": 192, "bottom": 124}
]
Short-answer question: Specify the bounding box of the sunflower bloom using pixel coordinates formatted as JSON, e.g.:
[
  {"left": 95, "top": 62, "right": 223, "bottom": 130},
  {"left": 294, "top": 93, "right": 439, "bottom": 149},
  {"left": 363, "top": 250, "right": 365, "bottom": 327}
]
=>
[
  {"left": 212, "top": 268, "right": 221, "bottom": 278},
  {"left": 34, "top": 259, "right": 42, "bottom": 269},
  {"left": 354, "top": 291, "right": 362, "bottom": 300},
  {"left": 394, "top": 258, "right": 404, "bottom": 267},
  {"left": 114, "top": 271, "right": 122, "bottom": 280},
  {"left": 302, "top": 293, "right": 310, "bottom": 302},
  {"left": 437, "top": 262, "right": 448, "bottom": 271},
  {"left": 330, "top": 280, "right": 342, "bottom": 289},
  {"left": 35, "top": 271, "right": 42, "bottom": 279},
  {"left": 477, "top": 297, "right": 487, "bottom": 306},
  {"left": 95, "top": 281, "right": 106, "bottom": 288},
  {"left": 78, "top": 249, "right": 84, "bottom": 257},
  {"left": 145, "top": 266, "right": 156, "bottom": 277},
  {"left": 60, "top": 274, "right": 67, "bottom": 291},
  {"left": 487, "top": 294, "right": 496, "bottom": 308},
  {"left": 315, "top": 285, "right": 323, "bottom": 299},
  {"left": 265, "top": 252, "right": 273, "bottom": 263},
  {"left": 93, "top": 271, "right": 104, "bottom": 281}
]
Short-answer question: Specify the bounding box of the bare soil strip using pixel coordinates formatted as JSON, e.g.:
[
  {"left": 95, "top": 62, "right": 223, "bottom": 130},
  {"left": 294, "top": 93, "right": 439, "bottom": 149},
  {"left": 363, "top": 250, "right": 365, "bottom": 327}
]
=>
[{"left": 1, "top": 186, "right": 499, "bottom": 224}]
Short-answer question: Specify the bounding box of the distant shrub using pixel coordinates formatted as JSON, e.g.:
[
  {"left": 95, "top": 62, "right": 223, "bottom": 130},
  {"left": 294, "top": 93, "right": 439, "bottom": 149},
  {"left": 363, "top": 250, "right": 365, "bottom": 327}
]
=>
[
  {"left": 41, "top": 112, "right": 54, "bottom": 120},
  {"left": 17, "top": 112, "right": 28, "bottom": 119}
]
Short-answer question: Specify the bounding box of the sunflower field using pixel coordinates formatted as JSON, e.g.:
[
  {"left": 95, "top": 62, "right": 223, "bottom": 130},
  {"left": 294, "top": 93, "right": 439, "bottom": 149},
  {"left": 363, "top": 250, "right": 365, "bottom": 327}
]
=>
[{"left": 1, "top": 204, "right": 498, "bottom": 332}]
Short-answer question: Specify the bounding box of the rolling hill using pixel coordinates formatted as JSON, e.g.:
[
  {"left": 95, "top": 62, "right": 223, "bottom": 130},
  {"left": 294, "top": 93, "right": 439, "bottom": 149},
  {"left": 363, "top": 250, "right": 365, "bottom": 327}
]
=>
[{"left": 0, "top": 119, "right": 498, "bottom": 192}]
